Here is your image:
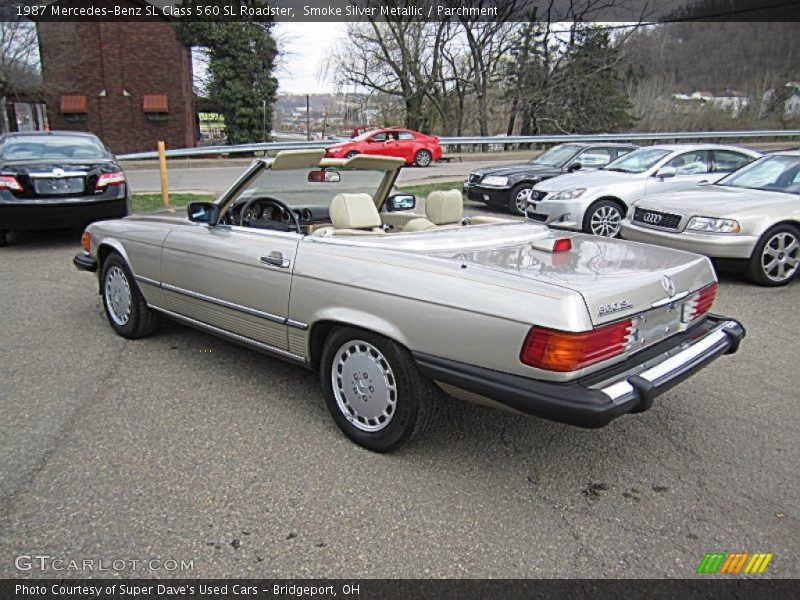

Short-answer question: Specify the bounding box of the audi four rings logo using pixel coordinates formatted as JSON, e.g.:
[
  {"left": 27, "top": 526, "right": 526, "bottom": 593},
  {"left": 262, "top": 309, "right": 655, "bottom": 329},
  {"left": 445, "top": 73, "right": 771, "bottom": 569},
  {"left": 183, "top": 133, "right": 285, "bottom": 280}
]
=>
[{"left": 643, "top": 212, "right": 662, "bottom": 224}]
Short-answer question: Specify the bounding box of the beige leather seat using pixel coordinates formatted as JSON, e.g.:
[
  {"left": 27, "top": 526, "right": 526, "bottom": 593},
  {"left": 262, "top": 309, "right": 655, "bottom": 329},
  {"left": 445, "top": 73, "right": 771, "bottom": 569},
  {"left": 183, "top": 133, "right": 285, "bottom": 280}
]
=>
[
  {"left": 312, "top": 193, "right": 386, "bottom": 236},
  {"left": 404, "top": 189, "right": 464, "bottom": 232}
]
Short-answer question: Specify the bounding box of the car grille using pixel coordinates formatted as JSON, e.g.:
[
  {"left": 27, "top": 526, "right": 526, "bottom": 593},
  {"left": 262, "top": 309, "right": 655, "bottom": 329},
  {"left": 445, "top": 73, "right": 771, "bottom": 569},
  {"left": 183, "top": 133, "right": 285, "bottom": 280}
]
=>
[
  {"left": 468, "top": 173, "right": 482, "bottom": 184},
  {"left": 529, "top": 190, "right": 548, "bottom": 202},
  {"left": 527, "top": 213, "right": 548, "bottom": 222},
  {"left": 32, "top": 177, "right": 85, "bottom": 196},
  {"left": 632, "top": 207, "right": 682, "bottom": 230}
]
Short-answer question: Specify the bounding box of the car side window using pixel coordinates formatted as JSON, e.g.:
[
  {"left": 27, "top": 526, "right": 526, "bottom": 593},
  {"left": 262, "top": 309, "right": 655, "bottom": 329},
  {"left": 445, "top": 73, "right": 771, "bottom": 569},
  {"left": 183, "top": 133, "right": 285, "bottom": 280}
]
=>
[
  {"left": 665, "top": 151, "right": 710, "bottom": 175},
  {"left": 712, "top": 150, "right": 752, "bottom": 173},
  {"left": 370, "top": 133, "right": 387, "bottom": 143},
  {"left": 577, "top": 147, "right": 613, "bottom": 167},
  {"left": 397, "top": 132, "right": 415, "bottom": 140}
]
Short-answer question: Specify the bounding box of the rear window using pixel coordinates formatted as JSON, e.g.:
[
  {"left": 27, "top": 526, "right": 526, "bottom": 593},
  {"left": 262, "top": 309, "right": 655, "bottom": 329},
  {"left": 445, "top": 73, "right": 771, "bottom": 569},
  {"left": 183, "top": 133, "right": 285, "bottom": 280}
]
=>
[{"left": 0, "top": 135, "right": 110, "bottom": 160}]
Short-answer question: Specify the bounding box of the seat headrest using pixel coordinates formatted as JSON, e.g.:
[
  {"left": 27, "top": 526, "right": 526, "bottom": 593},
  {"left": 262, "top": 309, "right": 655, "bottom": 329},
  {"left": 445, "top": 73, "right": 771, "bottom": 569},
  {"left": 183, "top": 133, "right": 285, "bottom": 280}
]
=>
[
  {"left": 330, "top": 193, "right": 381, "bottom": 230},
  {"left": 426, "top": 190, "right": 463, "bottom": 225}
]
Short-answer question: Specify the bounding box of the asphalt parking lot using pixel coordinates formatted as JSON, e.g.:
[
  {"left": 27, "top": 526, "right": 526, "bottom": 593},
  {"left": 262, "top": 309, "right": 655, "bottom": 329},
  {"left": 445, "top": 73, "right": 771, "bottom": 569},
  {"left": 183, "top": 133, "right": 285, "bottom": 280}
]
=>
[{"left": 1, "top": 207, "right": 798, "bottom": 578}]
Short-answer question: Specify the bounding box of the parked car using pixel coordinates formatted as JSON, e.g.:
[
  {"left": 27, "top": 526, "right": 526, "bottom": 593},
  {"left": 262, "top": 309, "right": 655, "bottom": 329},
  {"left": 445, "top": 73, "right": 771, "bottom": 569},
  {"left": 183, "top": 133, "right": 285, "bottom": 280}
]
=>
[
  {"left": 324, "top": 127, "right": 442, "bottom": 167},
  {"left": 621, "top": 151, "right": 800, "bottom": 286},
  {"left": 464, "top": 143, "right": 637, "bottom": 215},
  {"left": 0, "top": 131, "right": 128, "bottom": 246},
  {"left": 73, "top": 149, "right": 744, "bottom": 452},
  {"left": 526, "top": 144, "right": 762, "bottom": 237}
]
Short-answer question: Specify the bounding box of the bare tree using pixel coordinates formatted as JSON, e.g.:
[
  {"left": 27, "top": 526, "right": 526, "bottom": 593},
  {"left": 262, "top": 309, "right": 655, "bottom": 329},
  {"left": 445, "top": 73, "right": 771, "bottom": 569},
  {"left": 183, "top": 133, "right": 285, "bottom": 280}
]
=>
[{"left": 0, "top": 4, "right": 40, "bottom": 132}]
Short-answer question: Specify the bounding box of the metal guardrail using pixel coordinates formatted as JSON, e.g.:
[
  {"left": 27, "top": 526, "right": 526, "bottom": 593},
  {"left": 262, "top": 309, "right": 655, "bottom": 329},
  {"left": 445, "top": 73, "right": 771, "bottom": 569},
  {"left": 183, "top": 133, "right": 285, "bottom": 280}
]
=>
[{"left": 117, "top": 130, "right": 800, "bottom": 161}]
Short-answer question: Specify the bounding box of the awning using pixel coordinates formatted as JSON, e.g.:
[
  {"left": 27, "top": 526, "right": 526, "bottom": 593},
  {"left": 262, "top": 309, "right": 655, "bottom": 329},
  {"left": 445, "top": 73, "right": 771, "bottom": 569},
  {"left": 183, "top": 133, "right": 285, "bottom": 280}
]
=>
[
  {"left": 60, "top": 95, "right": 88, "bottom": 113},
  {"left": 143, "top": 94, "right": 169, "bottom": 113}
]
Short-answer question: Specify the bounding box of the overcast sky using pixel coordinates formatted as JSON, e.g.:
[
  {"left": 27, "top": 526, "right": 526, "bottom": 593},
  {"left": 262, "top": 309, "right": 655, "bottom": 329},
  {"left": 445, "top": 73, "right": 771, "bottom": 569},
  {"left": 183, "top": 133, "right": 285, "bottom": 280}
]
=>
[{"left": 273, "top": 22, "right": 348, "bottom": 95}]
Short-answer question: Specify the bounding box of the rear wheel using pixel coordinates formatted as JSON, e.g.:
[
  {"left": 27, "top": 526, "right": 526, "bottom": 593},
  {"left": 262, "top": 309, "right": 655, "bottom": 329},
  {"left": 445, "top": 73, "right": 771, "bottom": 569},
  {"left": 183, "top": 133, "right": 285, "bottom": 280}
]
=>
[
  {"left": 583, "top": 200, "right": 624, "bottom": 237},
  {"left": 746, "top": 224, "right": 800, "bottom": 286},
  {"left": 344, "top": 151, "right": 359, "bottom": 159},
  {"left": 414, "top": 149, "right": 433, "bottom": 168},
  {"left": 100, "top": 253, "right": 159, "bottom": 338},
  {"left": 507, "top": 183, "right": 533, "bottom": 216},
  {"left": 320, "top": 327, "right": 439, "bottom": 452}
]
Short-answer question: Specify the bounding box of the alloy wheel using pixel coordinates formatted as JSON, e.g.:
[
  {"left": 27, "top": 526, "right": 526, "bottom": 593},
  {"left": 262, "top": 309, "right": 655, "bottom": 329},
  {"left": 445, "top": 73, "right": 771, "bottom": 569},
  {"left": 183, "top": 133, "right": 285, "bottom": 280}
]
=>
[
  {"left": 761, "top": 231, "right": 799, "bottom": 283},
  {"left": 104, "top": 266, "right": 132, "bottom": 326},
  {"left": 590, "top": 205, "right": 622, "bottom": 237}
]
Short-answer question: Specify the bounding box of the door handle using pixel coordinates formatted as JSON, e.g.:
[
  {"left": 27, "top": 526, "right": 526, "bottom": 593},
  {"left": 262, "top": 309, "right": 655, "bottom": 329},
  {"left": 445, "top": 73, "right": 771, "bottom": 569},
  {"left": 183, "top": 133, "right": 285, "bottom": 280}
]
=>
[{"left": 261, "top": 252, "right": 291, "bottom": 268}]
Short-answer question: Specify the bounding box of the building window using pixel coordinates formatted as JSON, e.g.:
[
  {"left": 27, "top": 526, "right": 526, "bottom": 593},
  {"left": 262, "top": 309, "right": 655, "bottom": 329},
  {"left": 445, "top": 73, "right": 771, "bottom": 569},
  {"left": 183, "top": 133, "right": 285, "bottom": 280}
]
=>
[
  {"left": 60, "top": 95, "right": 88, "bottom": 123},
  {"left": 143, "top": 94, "right": 168, "bottom": 122}
]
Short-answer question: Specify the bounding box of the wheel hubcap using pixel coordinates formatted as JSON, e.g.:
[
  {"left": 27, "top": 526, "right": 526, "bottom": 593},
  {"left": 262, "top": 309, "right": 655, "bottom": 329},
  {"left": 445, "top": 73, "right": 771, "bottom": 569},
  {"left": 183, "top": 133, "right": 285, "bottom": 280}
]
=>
[
  {"left": 761, "top": 232, "right": 799, "bottom": 282},
  {"left": 515, "top": 187, "right": 532, "bottom": 212},
  {"left": 590, "top": 206, "right": 622, "bottom": 237},
  {"left": 105, "top": 266, "right": 132, "bottom": 326},
  {"left": 418, "top": 152, "right": 431, "bottom": 166},
  {"left": 332, "top": 340, "right": 397, "bottom": 432}
]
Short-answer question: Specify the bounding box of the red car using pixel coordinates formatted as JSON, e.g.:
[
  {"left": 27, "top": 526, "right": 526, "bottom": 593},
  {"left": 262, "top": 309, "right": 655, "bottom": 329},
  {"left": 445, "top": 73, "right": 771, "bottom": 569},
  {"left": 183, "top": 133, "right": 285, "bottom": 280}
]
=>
[{"left": 325, "top": 128, "right": 442, "bottom": 167}]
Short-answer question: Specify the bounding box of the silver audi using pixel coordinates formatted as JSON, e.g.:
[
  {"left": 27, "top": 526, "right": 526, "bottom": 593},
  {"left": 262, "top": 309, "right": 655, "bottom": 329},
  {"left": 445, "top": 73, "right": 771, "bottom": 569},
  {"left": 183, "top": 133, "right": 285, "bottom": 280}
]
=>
[{"left": 622, "top": 150, "right": 800, "bottom": 286}]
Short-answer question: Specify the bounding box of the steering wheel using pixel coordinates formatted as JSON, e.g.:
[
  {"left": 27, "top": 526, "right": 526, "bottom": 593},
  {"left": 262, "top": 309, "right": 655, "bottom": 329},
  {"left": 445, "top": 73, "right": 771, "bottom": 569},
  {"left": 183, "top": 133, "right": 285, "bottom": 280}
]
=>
[{"left": 237, "top": 196, "right": 301, "bottom": 233}]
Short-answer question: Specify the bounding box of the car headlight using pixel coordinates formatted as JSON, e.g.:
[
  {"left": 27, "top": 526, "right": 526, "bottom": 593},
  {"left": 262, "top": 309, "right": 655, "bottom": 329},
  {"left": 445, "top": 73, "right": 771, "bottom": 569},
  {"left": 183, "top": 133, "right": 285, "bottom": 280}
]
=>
[
  {"left": 549, "top": 188, "right": 586, "bottom": 201},
  {"left": 686, "top": 216, "right": 741, "bottom": 233},
  {"left": 481, "top": 176, "right": 509, "bottom": 187}
]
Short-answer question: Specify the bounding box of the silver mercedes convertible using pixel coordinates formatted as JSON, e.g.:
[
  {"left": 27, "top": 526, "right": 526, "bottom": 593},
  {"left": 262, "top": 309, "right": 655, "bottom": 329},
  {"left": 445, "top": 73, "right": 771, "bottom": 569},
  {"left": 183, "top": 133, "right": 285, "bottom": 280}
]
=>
[{"left": 73, "top": 150, "right": 744, "bottom": 452}]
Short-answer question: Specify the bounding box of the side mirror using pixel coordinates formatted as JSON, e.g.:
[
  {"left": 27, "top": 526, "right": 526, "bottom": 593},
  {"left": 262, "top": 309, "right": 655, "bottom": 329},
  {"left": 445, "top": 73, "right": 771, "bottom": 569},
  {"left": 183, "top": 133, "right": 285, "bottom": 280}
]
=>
[
  {"left": 386, "top": 193, "right": 416, "bottom": 212},
  {"left": 567, "top": 162, "right": 582, "bottom": 172},
  {"left": 655, "top": 166, "right": 677, "bottom": 179},
  {"left": 187, "top": 202, "right": 220, "bottom": 224}
]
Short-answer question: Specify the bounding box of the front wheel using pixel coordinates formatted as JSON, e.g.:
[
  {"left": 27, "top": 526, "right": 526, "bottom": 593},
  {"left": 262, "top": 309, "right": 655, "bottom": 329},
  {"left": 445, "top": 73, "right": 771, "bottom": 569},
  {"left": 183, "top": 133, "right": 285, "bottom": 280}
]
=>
[
  {"left": 100, "top": 253, "right": 160, "bottom": 338},
  {"left": 344, "top": 151, "right": 359, "bottom": 159},
  {"left": 507, "top": 183, "right": 533, "bottom": 216},
  {"left": 746, "top": 224, "right": 800, "bottom": 286},
  {"left": 320, "top": 327, "right": 439, "bottom": 452},
  {"left": 583, "top": 200, "right": 624, "bottom": 237},
  {"left": 414, "top": 149, "right": 433, "bottom": 168}
]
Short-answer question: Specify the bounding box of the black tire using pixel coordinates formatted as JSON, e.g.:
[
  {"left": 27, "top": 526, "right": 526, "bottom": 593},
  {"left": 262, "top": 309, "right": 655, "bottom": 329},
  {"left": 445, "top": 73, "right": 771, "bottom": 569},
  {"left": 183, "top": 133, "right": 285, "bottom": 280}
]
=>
[
  {"left": 507, "top": 183, "right": 533, "bottom": 216},
  {"left": 745, "top": 224, "right": 800, "bottom": 286},
  {"left": 582, "top": 199, "right": 625, "bottom": 237},
  {"left": 0, "top": 230, "right": 7, "bottom": 247},
  {"left": 344, "top": 151, "right": 359, "bottom": 159},
  {"left": 414, "top": 149, "right": 433, "bottom": 168},
  {"left": 100, "top": 253, "right": 159, "bottom": 339},
  {"left": 320, "top": 326, "right": 440, "bottom": 452}
]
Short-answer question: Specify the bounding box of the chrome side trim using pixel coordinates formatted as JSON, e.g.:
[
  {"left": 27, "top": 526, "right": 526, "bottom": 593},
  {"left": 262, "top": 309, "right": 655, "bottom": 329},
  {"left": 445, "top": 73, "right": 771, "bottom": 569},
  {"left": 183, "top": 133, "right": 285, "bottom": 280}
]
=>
[
  {"left": 134, "top": 274, "right": 160, "bottom": 287},
  {"left": 650, "top": 291, "right": 689, "bottom": 308},
  {"left": 149, "top": 306, "right": 307, "bottom": 363},
  {"left": 161, "top": 282, "right": 285, "bottom": 324},
  {"left": 133, "top": 277, "right": 309, "bottom": 330}
]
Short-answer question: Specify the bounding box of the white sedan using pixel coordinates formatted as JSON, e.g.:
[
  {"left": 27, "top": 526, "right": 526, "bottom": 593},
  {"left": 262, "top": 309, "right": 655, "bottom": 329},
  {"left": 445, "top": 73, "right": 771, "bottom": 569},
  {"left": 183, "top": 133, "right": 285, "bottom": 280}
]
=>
[{"left": 526, "top": 144, "right": 762, "bottom": 237}]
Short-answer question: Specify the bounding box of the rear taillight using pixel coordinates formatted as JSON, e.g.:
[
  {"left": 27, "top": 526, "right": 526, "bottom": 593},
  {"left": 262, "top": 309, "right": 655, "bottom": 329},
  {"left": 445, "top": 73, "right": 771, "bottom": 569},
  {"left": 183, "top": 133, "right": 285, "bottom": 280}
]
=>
[
  {"left": 0, "top": 175, "right": 22, "bottom": 192},
  {"left": 96, "top": 171, "right": 126, "bottom": 189},
  {"left": 682, "top": 282, "right": 718, "bottom": 322},
  {"left": 520, "top": 319, "right": 634, "bottom": 372}
]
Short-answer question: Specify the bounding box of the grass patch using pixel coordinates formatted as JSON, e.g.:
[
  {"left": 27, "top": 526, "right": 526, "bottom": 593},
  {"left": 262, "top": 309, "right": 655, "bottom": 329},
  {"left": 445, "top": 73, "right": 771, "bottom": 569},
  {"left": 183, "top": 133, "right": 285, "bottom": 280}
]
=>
[
  {"left": 131, "top": 193, "right": 215, "bottom": 214},
  {"left": 397, "top": 180, "right": 463, "bottom": 198}
]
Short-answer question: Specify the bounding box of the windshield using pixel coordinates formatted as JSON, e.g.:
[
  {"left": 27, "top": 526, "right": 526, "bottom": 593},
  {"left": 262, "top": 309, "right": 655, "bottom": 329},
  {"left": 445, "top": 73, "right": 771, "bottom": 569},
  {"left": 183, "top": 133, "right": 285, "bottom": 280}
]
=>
[
  {"left": 231, "top": 166, "right": 389, "bottom": 209},
  {"left": 0, "top": 134, "right": 110, "bottom": 160},
  {"left": 602, "top": 148, "right": 671, "bottom": 174},
  {"left": 530, "top": 144, "right": 581, "bottom": 167},
  {"left": 716, "top": 155, "right": 800, "bottom": 194}
]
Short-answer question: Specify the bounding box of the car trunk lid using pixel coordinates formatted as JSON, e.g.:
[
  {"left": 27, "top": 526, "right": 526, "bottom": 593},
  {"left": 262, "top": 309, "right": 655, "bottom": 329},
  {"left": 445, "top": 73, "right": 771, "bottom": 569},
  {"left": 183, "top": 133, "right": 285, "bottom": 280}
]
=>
[{"left": 0, "top": 162, "right": 113, "bottom": 199}]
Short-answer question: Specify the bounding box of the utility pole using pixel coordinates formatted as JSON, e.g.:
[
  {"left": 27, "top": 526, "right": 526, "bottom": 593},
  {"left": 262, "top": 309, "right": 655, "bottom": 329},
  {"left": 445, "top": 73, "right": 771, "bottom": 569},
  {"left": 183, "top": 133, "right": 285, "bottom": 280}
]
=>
[
  {"left": 262, "top": 99, "right": 267, "bottom": 142},
  {"left": 306, "top": 94, "right": 311, "bottom": 141}
]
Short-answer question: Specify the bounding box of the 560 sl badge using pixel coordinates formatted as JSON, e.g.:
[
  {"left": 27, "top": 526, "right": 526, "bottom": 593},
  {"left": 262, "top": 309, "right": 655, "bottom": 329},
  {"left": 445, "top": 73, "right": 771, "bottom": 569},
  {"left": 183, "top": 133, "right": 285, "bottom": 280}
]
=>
[{"left": 598, "top": 299, "right": 633, "bottom": 317}]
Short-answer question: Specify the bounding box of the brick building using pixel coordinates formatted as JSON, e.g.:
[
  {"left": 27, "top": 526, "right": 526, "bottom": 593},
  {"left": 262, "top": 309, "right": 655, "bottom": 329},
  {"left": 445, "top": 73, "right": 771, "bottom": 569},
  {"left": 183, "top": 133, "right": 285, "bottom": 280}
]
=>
[{"left": 36, "top": 3, "right": 196, "bottom": 155}]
